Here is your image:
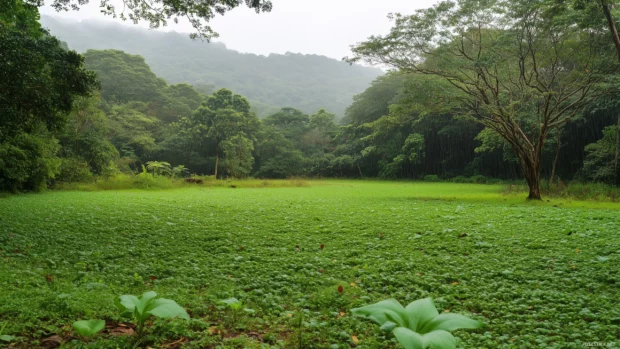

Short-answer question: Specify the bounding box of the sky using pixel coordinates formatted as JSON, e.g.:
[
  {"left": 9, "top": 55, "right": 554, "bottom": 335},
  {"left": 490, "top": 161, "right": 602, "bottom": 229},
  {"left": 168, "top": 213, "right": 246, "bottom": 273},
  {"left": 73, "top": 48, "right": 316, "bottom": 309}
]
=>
[{"left": 40, "top": 0, "right": 436, "bottom": 60}]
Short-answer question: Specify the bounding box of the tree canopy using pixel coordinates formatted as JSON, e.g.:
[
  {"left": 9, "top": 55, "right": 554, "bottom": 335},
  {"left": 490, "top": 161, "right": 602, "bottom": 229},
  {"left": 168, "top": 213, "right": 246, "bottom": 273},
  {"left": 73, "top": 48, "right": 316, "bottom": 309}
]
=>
[
  {"left": 40, "top": 15, "right": 383, "bottom": 118},
  {"left": 38, "top": 0, "right": 271, "bottom": 40},
  {"left": 348, "top": 0, "right": 619, "bottom": 199}
]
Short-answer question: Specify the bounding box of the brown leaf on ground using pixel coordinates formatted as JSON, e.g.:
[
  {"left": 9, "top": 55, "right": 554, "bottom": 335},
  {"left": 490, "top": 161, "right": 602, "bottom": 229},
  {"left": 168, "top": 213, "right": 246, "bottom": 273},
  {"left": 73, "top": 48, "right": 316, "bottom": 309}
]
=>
[
  {"left": 162, "top": 337, "right": 188, "bottom": 348},
  {"left": 41, "top": 335, "right": 62, "bottom": 348},
  {"left": 109, "top": 326, "right": 134, "bottom": 336}
]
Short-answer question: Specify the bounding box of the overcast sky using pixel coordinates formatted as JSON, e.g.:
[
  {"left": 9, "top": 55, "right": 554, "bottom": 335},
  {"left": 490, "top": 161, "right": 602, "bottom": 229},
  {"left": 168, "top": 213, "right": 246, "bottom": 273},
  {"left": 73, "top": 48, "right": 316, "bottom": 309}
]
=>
[{"left": 40, "top": 0, "right": 435, "bottom": 60}]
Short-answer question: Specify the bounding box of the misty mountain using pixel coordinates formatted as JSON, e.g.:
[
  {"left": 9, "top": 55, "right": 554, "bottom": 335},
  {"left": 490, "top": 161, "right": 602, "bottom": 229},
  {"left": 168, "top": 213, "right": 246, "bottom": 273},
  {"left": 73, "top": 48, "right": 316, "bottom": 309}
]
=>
[{"left": 41, "top": 16, "right": 383, "bottom": 117}]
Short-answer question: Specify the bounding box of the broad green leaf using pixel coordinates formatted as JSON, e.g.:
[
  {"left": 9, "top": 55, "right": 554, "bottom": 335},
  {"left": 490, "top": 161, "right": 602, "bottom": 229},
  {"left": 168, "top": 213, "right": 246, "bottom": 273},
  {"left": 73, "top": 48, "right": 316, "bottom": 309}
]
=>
[
  {"left": 119, "top": 291, "right": 157, "bottom": 315},
  {"left": 393, "top": 327, "right": 424, "bottom": 349},
  {"left": 117, "top": 294, "right": 141, "bottom": 312},
  {"left": 135, "top": 291, "right": 158, "bottom": 315},
  {"left": 146, "top": 298, "right": 190, "bottom": 320},
  {"left": 0, "top": 335, "right": 15, "bottom": 342},
  {"left": 420, "top": 313, "right": 483, "bottom": 333},
  {"left": 421, "top": 330, "right": 456, "bottom": 349},
  {"left": 73, "top": 319, "right": 105, "bottom": 337},
  {"left": 404, "top": 298, "right": 439, "bottom": 331},
  {"left": 380, "top": 321, "right": 397, "bottom": 332},
  {"left": 351, "top": 299, "right": 407, "bottom": 327}
]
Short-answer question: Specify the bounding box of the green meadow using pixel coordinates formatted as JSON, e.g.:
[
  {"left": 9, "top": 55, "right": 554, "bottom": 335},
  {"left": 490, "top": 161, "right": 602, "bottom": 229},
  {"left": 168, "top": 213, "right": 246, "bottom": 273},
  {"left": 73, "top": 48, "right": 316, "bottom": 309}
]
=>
[{"left": 0, "top": 181, "right": 618, "bottom": 348}]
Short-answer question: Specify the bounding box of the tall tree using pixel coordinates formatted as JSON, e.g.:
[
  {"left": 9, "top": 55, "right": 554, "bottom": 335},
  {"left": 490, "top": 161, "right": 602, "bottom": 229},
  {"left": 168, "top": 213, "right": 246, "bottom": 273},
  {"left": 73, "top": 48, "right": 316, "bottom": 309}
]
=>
[
  {"left": 173, "top": 89, "right": 259, "bottom": 178},
  {"left": 349, "top": 0, "right": 618, "bottom": 199},
  {"left": 0, "top": 0, "right": 97, "bottom": 191},
  {"left": 543, "top": 0, "right": 620, "bottom": 186}
]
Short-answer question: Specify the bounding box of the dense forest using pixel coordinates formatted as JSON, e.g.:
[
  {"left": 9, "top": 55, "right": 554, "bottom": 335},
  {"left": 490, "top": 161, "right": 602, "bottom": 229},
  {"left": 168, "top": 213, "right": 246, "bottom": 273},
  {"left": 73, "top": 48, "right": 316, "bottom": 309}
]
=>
[
  {"left": 40, "top": 15, "right": 383, "bottom": 118},
  {"left": 1, "top": 0, "right": 619, "bottom": 196}
]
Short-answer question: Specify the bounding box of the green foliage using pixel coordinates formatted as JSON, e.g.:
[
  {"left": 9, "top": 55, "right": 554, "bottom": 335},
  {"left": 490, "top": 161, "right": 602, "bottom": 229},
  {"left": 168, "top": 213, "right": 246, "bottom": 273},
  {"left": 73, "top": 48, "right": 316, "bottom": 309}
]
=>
[
  {"left": 221, "top": 135, "right": 254, "bottom": 178},
  {"left": 0, "top": 1, "right": 96, "bottom": 191},
  {"left": 0, "top": 182, "right": 619, "bottom": 347},
  {"left": 424, "top": 175, "right": 440, "bottom": 182},
  {"left": 41, "top": 16, "right": 382, "bottom": 117},
  {"left": 0, "top": 130, "right": 61, "bottom": 192},
  {"left": 0, "top": 322, "right": 15, "bottom": 343},
  {"left": 582, "top": 126, "right": 617, "bottom": 183},
  {"left": 115, "top": 291, "right": 189, "bottom": 339},
  {"left": 220, "top": 298, "right": 255, "bottom": 327},
  {"left": 172, "top": 165, "right": 190, "bottom": 178},
  {"left": 72, "top": 319, "right": 105, "bottom": 337},
  {"left": 145, "top": 161, "right": 172, "bottom": 177},
  {"left": 57, "top": 157, "right": 93, "bottom": 183},
  {"left": 44, "top": 0, "right": 272, "bottom": 40},
  {"left": 352, "top": 298, "right": 483, "bottom": 349}
]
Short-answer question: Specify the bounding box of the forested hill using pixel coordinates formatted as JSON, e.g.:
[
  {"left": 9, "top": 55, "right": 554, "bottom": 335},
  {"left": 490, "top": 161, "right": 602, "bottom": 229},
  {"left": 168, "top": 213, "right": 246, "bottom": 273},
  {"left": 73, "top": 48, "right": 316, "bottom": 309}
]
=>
[{"left": 40, "top": 15, "right": 383, "bottom": 118}]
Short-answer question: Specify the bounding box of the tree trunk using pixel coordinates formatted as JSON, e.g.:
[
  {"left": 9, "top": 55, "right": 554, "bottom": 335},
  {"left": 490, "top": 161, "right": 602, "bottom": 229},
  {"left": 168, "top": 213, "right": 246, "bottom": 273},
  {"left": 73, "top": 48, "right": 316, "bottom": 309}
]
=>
[
  {"left": 615, "top": 114, "right": 620, "bottom": 186},
  {"left": 214, "top": 146, "right": 219, "bottom": 180},
  {"left": 601, "top": 0, "right": 620, "bottom": 61},
  {"left": 518, "top": 151, "right": 542, "bottom": 200},
  {"left": 549, "top": 130, "right": 562, "bottom": 186},
  {"left": 525, "top": 169, "right": 542, "bottom": 200}
]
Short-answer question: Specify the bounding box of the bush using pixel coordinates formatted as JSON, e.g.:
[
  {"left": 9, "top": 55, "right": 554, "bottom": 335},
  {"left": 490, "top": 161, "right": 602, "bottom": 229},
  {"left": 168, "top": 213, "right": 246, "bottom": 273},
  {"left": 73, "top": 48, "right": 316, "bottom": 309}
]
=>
[
  {"left": 504, "top": 181, "right": 620, "bottom": 201},
  {"left": 450, "top": 175, "right": 469, "bottom": 183},
  {"left": 423, "top": 175, "right": 441, "bottom": 182},
  {"left": 57, "top": 157, "right": 93, "bottom": 183},
  {"left": 469, "top": 175, "right": 488, "bottom": 184}
]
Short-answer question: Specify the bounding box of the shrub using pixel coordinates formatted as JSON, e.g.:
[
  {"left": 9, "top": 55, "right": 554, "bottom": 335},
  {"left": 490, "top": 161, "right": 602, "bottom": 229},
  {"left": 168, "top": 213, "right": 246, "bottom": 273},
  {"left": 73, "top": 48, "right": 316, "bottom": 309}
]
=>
[
  {"left": 57, "top": 157, "right": 93, "bottom": 183},
  {"left": 450, "top": 176, "right": 469, "bottom": 183},
  {"left": 468, "top": 175, "right": 488, "bottom": 184},
  {"left": 424, "top": 175, "right": 440, "bottom": 182}
]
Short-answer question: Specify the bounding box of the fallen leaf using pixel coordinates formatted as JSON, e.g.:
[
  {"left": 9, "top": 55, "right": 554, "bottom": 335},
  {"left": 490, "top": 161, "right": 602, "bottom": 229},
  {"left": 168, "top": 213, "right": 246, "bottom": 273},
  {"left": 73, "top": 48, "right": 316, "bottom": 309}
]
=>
[
  {"left": 451, "top": 281, "right": 459, "bottom": 285},
  {"left": 339, "top": 311, "right": 346, "bottom": 317},
  {"left": 41, "top": 335, "right": 62, "bottom": 348},
  {"left": 320, "top": 243, "right": 325, "bottom": 250},
  {"left": 337, "top": 285, "right": 344, "bottom": 293},
  {"left": 109, "top": 327, "right": 134, "bottom": 336},
  {"left": 349, "top": 282, "right": 357, "bottom": 287},
  {"left": 352, "top": 335, "right": 359, "bottom": 344}
]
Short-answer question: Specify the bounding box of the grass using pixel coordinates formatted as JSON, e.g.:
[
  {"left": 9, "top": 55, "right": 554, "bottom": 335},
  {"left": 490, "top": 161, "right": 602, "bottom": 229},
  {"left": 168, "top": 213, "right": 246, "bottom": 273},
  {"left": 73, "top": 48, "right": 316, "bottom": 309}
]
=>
[
  {"left": 53, "top": 174, "right": 315, "bottom": 191},
  {"left": 0, "top": 181, "right": 618, "bottom": 348}
]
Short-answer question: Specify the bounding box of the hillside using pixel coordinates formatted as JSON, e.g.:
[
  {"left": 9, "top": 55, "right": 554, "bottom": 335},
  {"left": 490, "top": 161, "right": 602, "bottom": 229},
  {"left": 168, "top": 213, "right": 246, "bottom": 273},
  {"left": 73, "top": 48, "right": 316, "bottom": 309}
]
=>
[{"left": 40, "top": 15, "right": 383, "bottom": 117}]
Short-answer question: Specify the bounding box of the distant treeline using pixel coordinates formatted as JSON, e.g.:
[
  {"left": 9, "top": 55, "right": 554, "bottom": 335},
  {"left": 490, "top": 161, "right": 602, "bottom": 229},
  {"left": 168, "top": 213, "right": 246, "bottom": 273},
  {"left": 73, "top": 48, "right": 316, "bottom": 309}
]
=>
[
  {"left": 1, "top": 7, "right": 617, "bottom": 191},
  {"left": 40, "top": 15, "right": 383, "bottom": 118}
]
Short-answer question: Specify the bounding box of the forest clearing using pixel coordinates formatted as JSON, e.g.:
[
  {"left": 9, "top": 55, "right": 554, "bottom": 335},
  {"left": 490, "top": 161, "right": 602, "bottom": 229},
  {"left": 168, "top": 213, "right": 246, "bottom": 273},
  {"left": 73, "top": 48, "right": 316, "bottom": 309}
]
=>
[{"left": 1, "top": 182, "right": 618, "bottom": 348}]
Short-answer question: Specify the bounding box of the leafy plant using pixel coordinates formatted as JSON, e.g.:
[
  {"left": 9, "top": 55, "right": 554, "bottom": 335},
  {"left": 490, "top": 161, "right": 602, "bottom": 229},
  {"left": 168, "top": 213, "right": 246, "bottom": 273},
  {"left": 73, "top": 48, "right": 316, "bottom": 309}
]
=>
[
  {"left": 172, "top": 165, "right": 190, "bottom": 178},
  {"left": 145, "top": 161, "right": 172, "bottom": 177},
  {"left": 352, "top": 298, "right": 483, "bottom": 349},
  {"left": 219, "top": 297, "right": 255, "bottom": 326},
  {"left": 0, "top": 322, "right": 15, "bottom": 343},
  {"left": 115, "top": 291, "right": 189, "bottom": 344},
  {"left": 73, "top": 319, "right": 105, "bottom": 337}
]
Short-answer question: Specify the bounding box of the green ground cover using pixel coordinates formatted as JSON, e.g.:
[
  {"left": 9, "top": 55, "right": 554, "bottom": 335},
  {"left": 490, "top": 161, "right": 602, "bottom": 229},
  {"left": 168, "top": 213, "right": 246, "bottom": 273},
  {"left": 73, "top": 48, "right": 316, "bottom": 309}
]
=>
[{"left": 0, "top": 182, "right": 618, "bottom": 348}]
